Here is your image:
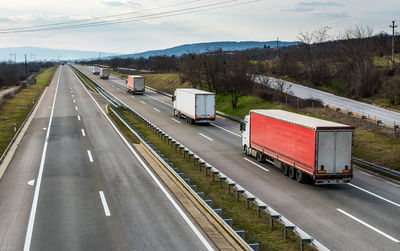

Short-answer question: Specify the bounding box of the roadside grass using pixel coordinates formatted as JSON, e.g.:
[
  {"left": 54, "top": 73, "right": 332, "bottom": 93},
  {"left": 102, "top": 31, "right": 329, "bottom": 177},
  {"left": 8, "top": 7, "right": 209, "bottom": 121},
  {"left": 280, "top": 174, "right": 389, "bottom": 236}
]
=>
[
  {"left": 353, "top": 129, "right": 400, "bottom": 169},
  {"left": 216, "top": 94, "right": 284, "bottom": 119},
  {"left": 109, "top": 70, "right": 128, "bottom": 79},
  {"left": 0, "top": 66, "right": 57, "bottom": 156},
  {"left": 110, "top": 70, "right": 190, "bottom": 94},
  {"left": 109, "top": 105, "right": 315, "bottom": 251}
]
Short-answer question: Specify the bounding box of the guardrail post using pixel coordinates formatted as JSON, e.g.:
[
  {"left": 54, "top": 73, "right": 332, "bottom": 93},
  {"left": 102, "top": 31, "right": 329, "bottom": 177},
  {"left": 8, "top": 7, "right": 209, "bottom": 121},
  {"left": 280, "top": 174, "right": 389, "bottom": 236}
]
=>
[
  {"left": 301, "top": 238, "right": 312, "bottom": 251},
  {"left": 236, "top": 190, "right": 244, "bottom": 201},
  {"left": 284, "top": 226, "right": 295, "bottom": 239},
  {"left": 270, "top": 215, "right": 279, "bottom": 228},
  {"left": 246, "top": 197, "right": 255, "bottom": 209},
  {"left": 227, "top": 183, "right": 234, "bottom": 195}
]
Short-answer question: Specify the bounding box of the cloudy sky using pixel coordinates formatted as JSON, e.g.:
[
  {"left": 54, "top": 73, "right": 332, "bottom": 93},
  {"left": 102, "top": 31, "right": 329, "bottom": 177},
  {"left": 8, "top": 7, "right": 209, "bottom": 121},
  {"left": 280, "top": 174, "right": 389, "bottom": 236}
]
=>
[{"left": 0, "top": 0, "right": 398, "bottom": 54}]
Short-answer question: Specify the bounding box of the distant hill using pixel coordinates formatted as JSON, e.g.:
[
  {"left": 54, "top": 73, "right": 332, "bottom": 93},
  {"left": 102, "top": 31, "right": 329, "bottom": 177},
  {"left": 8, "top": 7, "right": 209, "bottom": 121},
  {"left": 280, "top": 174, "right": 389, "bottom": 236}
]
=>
[
  {"left": 110, "top": 41, "right": 300, "bottom": 59},
  {"left": 0, "top": 47, "right": 118, "bottom": 62}
]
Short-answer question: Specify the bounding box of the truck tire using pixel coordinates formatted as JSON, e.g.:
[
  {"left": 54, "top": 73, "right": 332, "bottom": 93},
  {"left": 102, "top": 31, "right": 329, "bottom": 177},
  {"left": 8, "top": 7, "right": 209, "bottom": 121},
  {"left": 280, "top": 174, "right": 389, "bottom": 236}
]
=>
[
  {"left": 289, "top": 166, "right": 296, "bottom": 179},
  {"left": 296, "top": 169, "right": 304, "bottom": 183},
  {"left": 256, "top": 152, "right": 265, "bottom": 163},
  {"left": 281, "top": 164, "right": 289, "bottom": 176},
  {"left": 178, "top": 112, "right": 181, "bottom": 118}
]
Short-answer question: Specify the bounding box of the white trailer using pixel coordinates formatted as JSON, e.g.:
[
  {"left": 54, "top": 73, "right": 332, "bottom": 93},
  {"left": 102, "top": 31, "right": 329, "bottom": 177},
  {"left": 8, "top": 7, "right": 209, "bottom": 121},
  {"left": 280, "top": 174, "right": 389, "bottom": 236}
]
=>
[
  {"left": 93, "top": 66, "right": 100, "bottom": 75},
  {"left": 172, "top": 88, "right": 216, "bottom": 124},
  {"left": 100, "top": 68, "right": 109, "bottom": 79}
]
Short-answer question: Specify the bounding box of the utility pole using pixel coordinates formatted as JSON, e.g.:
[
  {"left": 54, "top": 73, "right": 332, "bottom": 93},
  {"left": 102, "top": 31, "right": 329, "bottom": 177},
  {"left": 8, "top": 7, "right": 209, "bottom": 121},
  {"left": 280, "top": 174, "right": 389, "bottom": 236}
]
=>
[
  {"left": 390, "top": 20, "right": 397, "bottom": 65},
  {"left": 25, "top": 54, "right": 28, "bottom": 75},
  {"left": 276, "top": 37, "right": 280, "bottom": 58}
]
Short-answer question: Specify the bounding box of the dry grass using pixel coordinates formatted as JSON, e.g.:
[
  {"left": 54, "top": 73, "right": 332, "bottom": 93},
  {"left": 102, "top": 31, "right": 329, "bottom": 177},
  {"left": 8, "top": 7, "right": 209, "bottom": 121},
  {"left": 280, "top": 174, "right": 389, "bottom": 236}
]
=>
[{"left": 0, "top": 66, "right": 57, "bottom": 156}]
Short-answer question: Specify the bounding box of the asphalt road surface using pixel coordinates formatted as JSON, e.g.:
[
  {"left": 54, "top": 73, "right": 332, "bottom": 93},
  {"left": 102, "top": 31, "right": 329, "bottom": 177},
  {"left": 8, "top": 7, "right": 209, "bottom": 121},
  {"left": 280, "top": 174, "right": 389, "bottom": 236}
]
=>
[
  {"left": 257, "top": 76, "right": 400, "bottom": 126},
  {"left": 0, "top": 66, "right": 211, "bottom": 251},
  {"left": 77, "top": 65, "right": 400, "bottom": 251}
]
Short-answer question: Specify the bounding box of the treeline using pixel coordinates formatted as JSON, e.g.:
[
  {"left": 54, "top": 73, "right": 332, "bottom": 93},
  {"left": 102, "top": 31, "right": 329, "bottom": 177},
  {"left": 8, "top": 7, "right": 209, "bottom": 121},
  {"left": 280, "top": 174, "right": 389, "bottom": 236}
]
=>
[
  {"left": 0, "top": 62, "right": 55, "bottom": 88},
  {"left": 81, "top": 26, "right": 400, "bottom": 106}
]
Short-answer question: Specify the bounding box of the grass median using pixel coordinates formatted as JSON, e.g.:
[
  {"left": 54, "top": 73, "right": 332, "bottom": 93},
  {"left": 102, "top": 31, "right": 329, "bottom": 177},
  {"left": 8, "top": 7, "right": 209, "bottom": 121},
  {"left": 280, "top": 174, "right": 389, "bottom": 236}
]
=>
[
  {"left": 70, "top": 66, "right": 97, "bottom": 91},
  {"left": 0, "top": 66, "right": 57, "bottom": 157},
  {"left": 108, "top": 105, "right": 315, "bottom": 251}
]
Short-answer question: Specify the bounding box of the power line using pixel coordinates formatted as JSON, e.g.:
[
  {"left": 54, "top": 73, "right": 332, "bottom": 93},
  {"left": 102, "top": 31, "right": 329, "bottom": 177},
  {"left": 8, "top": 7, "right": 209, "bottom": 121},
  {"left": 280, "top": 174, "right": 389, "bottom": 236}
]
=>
[
  {"left": 0, "top": 0, "right": 260, "bottom": 34},
  {"left": 0, "top": 0, "right": 201, "bottom": 32}
]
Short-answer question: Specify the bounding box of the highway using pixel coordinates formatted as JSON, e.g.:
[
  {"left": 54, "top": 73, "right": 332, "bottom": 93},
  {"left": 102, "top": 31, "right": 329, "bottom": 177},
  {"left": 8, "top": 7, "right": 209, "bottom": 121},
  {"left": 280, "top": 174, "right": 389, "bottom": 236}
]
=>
[
  {"left": 0, "top": 66, "right": 211, "bottom": 250},
  {"left": 260, "top": 76, "right": 400, "bottom": 127},
  {"left": 77, "top": 65, "right": 400, "bottom": 251}
]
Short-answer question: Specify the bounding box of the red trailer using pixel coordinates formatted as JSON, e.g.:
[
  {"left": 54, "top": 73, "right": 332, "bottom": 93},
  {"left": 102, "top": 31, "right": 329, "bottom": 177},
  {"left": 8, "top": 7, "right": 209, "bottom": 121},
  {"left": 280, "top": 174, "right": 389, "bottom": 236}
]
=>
[{"left": 241, "top": 109, "right": 354, "bottom": 184}]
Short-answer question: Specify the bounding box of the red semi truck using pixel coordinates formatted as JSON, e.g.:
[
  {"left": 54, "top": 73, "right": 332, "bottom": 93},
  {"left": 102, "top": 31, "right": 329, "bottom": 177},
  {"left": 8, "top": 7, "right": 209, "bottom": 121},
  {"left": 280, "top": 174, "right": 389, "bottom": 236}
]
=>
[
  {"left": 241, "top": 109, "right": 354, "bottom": 184},
  {"left": 127, "top": 75, "right": 145, "bottom": 94}
]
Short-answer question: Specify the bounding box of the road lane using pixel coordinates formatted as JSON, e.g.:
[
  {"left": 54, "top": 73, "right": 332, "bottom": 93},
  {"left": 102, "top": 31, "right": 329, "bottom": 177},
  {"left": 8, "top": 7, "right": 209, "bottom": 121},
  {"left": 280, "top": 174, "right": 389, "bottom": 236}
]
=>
[
  {"left": 0, "top": 68, "right": 60, "bottom": 251},
  {"left": 77, "top": 65, "right": 400, "bottom": 251},
  {"left": 0, "top": 66, "right": 211, "bottom": 251}
]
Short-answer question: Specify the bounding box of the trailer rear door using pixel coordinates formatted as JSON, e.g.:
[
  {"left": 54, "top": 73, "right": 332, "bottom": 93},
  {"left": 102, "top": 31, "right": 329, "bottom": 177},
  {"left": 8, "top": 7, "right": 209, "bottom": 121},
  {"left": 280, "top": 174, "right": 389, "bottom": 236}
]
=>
[
  {"left": 196, "top": 94, "right": 215, "bottom": 118},
  {"left": 317, "top": 131, "right": 352, "bottom": 174}
]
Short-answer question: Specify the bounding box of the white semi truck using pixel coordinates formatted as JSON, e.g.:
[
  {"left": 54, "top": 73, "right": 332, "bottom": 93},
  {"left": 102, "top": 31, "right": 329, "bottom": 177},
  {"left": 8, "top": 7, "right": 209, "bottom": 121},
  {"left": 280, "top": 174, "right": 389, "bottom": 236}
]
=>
[
  {"left": 93, "top": 66, "right": 100, "bottom": 75},
  {"left": 172, "top": 88, "right": 216, "bottom": 124}
]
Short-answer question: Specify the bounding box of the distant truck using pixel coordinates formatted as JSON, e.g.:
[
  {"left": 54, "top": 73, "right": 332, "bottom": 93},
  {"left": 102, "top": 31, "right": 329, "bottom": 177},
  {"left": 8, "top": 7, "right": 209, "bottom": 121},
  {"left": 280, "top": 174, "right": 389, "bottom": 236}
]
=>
[
  {"left": 99, "top": 68, "right": 109, "bottom": 79},
  {"left": 127, "top": 75, "right": 145, "bottom": 94},
  {"left": 93, "top": 66, "right": 100, "bottom": 75},
  {"left": 60, "top": 62, "right": 64, "bottom": 65},
  {"left": 172, "top": 88, "right": 216, "bottom": 124},
  {"left": 241, "top": 109, "right": 354, "bottom": 184}
]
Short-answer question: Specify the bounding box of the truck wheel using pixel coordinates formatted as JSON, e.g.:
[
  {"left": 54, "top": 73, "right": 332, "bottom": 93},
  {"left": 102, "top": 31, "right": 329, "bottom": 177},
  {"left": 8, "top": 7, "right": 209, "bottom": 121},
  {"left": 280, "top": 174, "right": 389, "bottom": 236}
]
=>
[
  {"left": 178, "top": 112, "right": 181, "bottom": 118},
  {"left": 296, "top": 169, "right": 304, "bottom": 183},
  {"left": 243, "top": 145, "right": 249, "bottom": 155},
  {"left": 281, "top": 164, "right": 289, "bottom": 176},
  {"left": 256, "top": 152, "right": 265, "bottom": 163},
  {"left": 289, "top": 166, "right": 296, "bottom": 179}
]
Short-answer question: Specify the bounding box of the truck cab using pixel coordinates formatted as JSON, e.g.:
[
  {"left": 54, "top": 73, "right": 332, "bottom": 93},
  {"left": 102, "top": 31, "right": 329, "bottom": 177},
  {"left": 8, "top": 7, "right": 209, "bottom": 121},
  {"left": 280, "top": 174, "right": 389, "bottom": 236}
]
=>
[{"left": 240, "top": 115, "right": 250, "bottom": 153}]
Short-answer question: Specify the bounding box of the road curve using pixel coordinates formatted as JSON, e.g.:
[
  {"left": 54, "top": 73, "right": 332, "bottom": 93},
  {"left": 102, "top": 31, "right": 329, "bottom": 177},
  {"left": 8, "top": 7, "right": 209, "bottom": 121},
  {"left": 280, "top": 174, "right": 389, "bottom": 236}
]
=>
[{"left": 258, "top": 76, "right": 400, "bottom": 127}]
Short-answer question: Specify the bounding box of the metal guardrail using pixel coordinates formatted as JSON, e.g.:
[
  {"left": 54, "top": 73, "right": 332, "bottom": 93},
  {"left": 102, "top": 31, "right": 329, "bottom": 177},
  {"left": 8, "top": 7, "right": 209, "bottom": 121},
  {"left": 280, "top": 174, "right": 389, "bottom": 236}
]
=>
[
  {"left": 98, "top": 84, "right": 328, "bottom": 250},
  {"left": 353, "top": 158, "right": 400, "bottom": 178}
]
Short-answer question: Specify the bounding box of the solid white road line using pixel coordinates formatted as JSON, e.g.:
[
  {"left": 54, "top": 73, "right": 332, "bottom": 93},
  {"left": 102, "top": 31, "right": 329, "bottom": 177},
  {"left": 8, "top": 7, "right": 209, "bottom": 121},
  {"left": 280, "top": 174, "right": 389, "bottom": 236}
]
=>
[
  {"left": 211, "top": 123, "right": 241, "bottom": 137},
  {"left": 140, "top": 100, "right": 146, "bottom": 104},
  {"left": 81, "top": 129, "right": 86, "bottom": 136},
  {"left": 72, "top": 68, "right": 213, "bottom": 251},
  {"left": 171, "top": 118, "right": 181, "bottom": 124},
  {"left": 153, "top": 107, "right": 161, "bottom": 112},
  {"left": 87, "top": 150, "right": 93, "bottom": 162},
  {"left": 244, "top": 158, "right": 270, "bottom": 172},
  {"left": 24, "top": 67, "right": 62, "bottom": 251},
  {"left": 75, "top": 106, "right": 78, "bottom": 111},
  {"left": 77, "top": 115, "right": 81, "bottom": 121},
  {"left": 348, "top": 183, "right": 400, "bottom": 208},
  {"left": 199, "top": 133, "right": 213, "bottom": 141},
  {"left": 99, "top": 191, "right": 111, "bottom": 216},
  {"left": 337, "top": 208, "right": 400, "bottom": 243},
  {"left": 43, "top": 128, "right": 47, "bottom": 130}
]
